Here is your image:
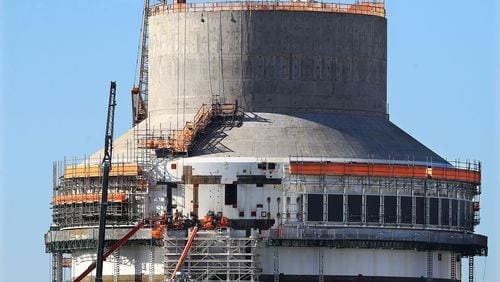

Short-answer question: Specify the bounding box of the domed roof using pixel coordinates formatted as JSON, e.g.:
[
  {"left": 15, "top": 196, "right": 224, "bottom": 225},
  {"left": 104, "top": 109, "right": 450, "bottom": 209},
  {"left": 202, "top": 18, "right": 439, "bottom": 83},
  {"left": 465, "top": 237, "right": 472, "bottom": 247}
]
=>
[{"left": 189, "top": 112, "right": 448, "bottom": 164}]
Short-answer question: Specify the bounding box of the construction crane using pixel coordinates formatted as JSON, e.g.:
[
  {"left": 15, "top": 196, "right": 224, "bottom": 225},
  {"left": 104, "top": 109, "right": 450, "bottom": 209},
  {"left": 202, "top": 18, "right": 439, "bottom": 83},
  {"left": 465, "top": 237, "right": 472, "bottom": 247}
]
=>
[
  {"left": 131, "top": 0, "right": 150, "bottom": 126},
  {"left": 95, "top": 81, "right": 117, "bottom": 282}
]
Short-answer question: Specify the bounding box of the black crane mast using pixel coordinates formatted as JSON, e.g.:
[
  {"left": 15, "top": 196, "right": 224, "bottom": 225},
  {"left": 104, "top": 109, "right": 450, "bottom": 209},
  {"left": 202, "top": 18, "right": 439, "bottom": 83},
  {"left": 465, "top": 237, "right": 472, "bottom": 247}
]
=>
[{"left": 96, "top": 81, "right": 117, "bottom": 281}]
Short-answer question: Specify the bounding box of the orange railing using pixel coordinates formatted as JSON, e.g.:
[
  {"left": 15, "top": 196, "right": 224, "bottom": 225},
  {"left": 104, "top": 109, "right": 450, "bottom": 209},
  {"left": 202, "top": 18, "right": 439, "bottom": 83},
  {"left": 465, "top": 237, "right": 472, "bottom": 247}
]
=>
[
  {"left": 137, "top": 102, "right": 238, "bottom": 153},
  {"left": 52, "top": 193, "right": 127, "bottom": 205},
  {"left": 150, "top": 1, "right": 386, "bottom": 18},
  {"left": 63, "top": 163, "right": 142, "bottom": 179},
  {"left": 289, "top": 162, "right": 481, "bottom": 184}
]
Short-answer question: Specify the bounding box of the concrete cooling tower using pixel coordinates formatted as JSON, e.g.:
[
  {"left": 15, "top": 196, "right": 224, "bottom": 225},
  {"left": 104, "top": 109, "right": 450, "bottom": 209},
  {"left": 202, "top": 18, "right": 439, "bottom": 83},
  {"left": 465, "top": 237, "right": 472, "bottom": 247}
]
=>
[{"left": 45, "top": 1, "right": 487, "bottom": 281}]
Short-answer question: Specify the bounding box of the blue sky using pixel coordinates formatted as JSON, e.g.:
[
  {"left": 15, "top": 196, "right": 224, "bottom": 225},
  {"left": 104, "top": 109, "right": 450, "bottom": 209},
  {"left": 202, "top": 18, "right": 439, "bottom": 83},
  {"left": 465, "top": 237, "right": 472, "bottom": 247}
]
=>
[{"left": 0, "top": 0, "right": 498, "bottom": 281}]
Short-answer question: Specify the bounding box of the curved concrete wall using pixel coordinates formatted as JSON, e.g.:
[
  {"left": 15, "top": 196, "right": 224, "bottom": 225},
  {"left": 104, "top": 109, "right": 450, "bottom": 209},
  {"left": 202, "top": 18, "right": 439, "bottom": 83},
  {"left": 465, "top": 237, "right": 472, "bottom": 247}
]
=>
[
  {"left": 149, "top": 10, "right": 387, "bottom": 126},
  {"left": 258, "top": 248, "right": 460, "bottom": 280}
]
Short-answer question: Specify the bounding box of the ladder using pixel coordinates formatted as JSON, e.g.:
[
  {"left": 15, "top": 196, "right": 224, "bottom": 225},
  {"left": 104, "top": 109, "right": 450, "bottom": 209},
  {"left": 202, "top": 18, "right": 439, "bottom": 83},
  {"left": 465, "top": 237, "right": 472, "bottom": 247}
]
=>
[
  {"left": 318, "top": 248, "right": 324, "bottom": 282},
  {"left": 427, "top": 251, "right": 433, "bottom": 281},
  {"left": 450, "top": 252, "right": 456, "bottom": 280},
  {"left": 468, "top": 256, "right": 474, "bottom": 282}
]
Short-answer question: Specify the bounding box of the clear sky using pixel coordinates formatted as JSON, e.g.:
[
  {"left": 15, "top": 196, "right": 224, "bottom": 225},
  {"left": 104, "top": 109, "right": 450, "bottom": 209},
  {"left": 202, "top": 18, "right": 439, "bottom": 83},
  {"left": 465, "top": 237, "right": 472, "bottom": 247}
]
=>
[{"left": 0, "top": 0, "right": 498, "bottom": 281}]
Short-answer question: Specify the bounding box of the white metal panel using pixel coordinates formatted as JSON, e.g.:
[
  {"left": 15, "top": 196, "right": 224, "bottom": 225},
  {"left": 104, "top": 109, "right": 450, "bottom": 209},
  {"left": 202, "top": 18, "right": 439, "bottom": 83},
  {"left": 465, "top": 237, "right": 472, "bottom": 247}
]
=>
[
  {"left": 72, "top": 246, "right": 164, "bottom": 278},
  {"left": 258, "top": 246, "right": 456, "bottom": 279}
]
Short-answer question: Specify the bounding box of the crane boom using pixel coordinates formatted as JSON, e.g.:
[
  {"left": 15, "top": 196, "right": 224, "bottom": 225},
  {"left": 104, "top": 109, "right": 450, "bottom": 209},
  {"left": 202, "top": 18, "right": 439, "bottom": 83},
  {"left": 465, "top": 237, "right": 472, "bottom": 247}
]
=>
[
  {"left": 95, "top": 81, "right": 117, "bottom": 281},
  {"left": 131, "top": 0, "right": 150, "bottom": 125}
]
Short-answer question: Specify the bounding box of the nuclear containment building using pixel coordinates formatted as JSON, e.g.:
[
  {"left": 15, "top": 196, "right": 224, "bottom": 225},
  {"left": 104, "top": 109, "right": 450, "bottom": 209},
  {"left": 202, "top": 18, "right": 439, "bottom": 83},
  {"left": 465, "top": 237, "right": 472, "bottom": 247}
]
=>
[{"left": 45, "top": 1, "right": 487, "bottom": 281}]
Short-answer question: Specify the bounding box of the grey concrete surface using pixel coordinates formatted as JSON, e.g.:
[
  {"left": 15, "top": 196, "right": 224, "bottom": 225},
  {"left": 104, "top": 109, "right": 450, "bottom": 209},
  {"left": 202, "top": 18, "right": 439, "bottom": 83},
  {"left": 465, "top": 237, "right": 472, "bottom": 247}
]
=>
[
  {"left": 95, "top": 10, "right": 446, "bottom": 164},
  {"left": 190, "top": 112, "right": 447, "bottom": 163},
  {"left": 149, "top": 10, "right": 387, "bottom": 126}
]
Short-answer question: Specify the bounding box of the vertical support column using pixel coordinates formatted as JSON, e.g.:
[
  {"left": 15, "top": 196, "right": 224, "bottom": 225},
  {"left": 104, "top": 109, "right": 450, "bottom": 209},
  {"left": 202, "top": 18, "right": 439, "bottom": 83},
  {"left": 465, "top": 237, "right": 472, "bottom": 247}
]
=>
[
  {"left": 425, "top": 179, "right": 429, "bottom": 227},
  {"left": 163, "top": 231, "right": 168, "bottom": 280},
  {"left": 51, "top": 252, "right": 63, "bottom": 282},
  {"left": 468, "top": 256, "right": 474, "bottom": 282},
  {"left": 251, "top": 231, "right": 258, "bottom": 282},
  {"left": 149, "top": 245, "right": 155, "bottom": 282},
  {"left": 362, "top": 186, "right": 366, "bottom": 224},
  {"left": 380, "top": 193, "right": 385, "bottom": 224},
  {"left": 51, "top": 253, "right": 56, "bottom": 282},
  {"left": 412, "top": 181, "right": 416, "bottom": 225},
  {"left": 113, "top": 250, "right": 120, "bottom": 282},
  {"left": 427, "top": 250, "right": 433, "bottom": 281},
  {"left": 318, "top": 248, "right": 324, "bottom": 282},
  {"left": 397, "top": 193, "right": 401, "bottom": 225},
  {"left": 227, "top": 238, "right": 231, "bottom": 281},
  {"left": 134, "top": 256, "right": 142, "bottom": 282},
  {"left": 343, "top": 176, "right": 348, "bottom": 223},
  {"left": 322, "top": 169, "right": 327, "bottom": 222},
  {"left": 193, "top": 183, "right": 199, "bottom": 216},
  {"left": 273, "top": 246, "right": 279, "bottom": 282}
]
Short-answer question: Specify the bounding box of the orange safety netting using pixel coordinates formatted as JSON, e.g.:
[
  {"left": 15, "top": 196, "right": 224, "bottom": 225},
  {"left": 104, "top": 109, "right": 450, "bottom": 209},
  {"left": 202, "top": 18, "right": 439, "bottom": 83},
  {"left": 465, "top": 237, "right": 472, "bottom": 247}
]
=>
[
  {"left": 52, "top": 192, "right": 127, "bottom": 205},
  {"left": 150, "top": 1, "right": 386, "bottom": 18},
  {"left": 63, "top": 163, "right": 142, "bottom": 179},
  {"left": 289, "top": 162, "right": 481, "bottom": 184}
]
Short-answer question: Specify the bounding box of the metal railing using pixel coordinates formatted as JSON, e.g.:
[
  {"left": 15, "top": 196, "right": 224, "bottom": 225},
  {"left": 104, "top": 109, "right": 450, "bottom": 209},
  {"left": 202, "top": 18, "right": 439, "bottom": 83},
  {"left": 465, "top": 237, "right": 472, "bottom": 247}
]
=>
[
  {"left": 150, "top": 1, "right": 386, "bottom": 18},
  {"left": 269, "top": 227, "right": 487, "bottom": 250},
  {"left": 289, "top": 157, "right": 482, "bottom": 184}
]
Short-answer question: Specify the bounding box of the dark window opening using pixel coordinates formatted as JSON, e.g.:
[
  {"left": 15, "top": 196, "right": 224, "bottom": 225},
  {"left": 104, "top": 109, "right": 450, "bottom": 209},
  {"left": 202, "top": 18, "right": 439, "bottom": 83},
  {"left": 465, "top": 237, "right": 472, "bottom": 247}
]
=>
[
  {"left": 459, "top": 200, "right": 466, "bottom": 227},
  {"left": 465, "top": 201, "right": 472, "bottom": 228},
  {"left": 224, "top": 183, "right": 237, "bottom": 206},
  {"left": 441, "top": 198, "right": 449, "bottom": 226},
  {"left": 308, "top": 194, "right": 323, "bottom": 221},
  {"left": 366, "top": 195, "right": 380, "bottom": 223},
  {"left": 384, "top": 196, "right": 397, "bottom": 224},
  {"left": 348, "top": 195, "right": 362, "bottom": 222},
  {"left": 401, "top": 196, "right": 412, "bottom": 224},
  {"left": 416, "top": 197, "right": 425, "bottom": 224},
  {"left": 327, "top": 194, "right": 343, "bottom": 222},
  {"left": 429, "top": 198, "right": 439, "bottom": 225},
  {"left": 451, "top": 200, "right": 458, "bottom": 226}
]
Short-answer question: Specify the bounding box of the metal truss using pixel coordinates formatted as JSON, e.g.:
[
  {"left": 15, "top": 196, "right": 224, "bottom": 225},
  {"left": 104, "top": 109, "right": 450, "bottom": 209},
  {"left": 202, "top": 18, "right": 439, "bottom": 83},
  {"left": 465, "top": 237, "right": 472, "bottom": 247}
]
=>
[{"left": 164, "top": 228, "right": 260, "bottom": 281}]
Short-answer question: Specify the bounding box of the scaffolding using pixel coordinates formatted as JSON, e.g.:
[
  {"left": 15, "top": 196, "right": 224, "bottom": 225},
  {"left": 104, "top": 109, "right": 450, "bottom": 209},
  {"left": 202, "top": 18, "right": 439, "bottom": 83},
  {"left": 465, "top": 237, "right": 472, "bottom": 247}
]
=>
[
  {"left": 150, "top": 1, "right": 386, "bottom": 18},
  {"left": 51, "top": 157, "right": 148, "bottom": 229},
  {"left": 284, "top": 157, "right": 482, "bottom": 232},
  {"left": 136, "top": 102, "right": 241, "bottom": 154},
  {"left": 164, "top": 228, "right": 260, "bottom": 281}
]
